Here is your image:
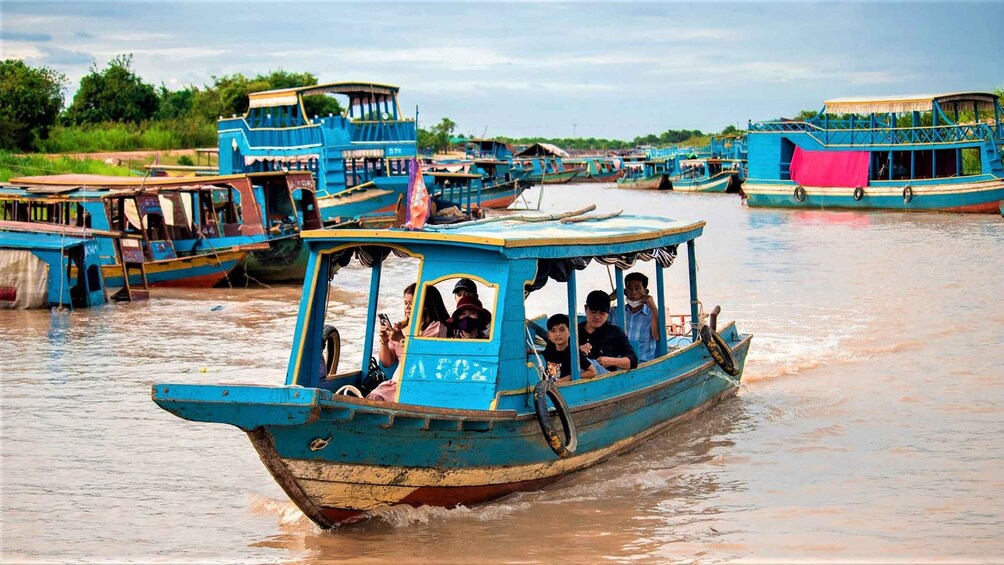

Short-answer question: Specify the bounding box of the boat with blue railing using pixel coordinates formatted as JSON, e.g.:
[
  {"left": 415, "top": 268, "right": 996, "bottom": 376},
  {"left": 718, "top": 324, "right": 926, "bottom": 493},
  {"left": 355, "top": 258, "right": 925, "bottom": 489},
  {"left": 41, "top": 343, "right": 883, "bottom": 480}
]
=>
[
  {"left": 218, "top": 82, "right": 418, "bottom": 224},
  {"left": 152, "top": 207, "right": 751, "bottom": 528},
  {"left": 743, "top": 92, "right": 1004, "bottom": 212}
]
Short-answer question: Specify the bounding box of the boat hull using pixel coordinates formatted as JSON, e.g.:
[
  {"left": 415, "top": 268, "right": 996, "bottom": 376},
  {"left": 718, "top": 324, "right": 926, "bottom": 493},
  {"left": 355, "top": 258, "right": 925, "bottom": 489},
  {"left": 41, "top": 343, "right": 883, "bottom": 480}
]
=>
[
  {"left": 671, "top": 171, "right": 735, "bottom": 193},
  {"left": 231, "top": 333, "right": 751, "bottom": 528},
  {"left": 617, "top": 175, "right": 669, "bottom": 190},
  {"left": 242, "top": 236, "right": 309, "bottom": 283},
  {"left": 742, "top": 177, "right": 1004, "bottom": 213},
  {"left": 540, "top": 170, "right": 580, "bottom": 184},
  {"left": 103, "top": 249, "right": 245, "bottom": 288},
  {"left": 478, "top": 181, "right": 528, "bottom": 209}
]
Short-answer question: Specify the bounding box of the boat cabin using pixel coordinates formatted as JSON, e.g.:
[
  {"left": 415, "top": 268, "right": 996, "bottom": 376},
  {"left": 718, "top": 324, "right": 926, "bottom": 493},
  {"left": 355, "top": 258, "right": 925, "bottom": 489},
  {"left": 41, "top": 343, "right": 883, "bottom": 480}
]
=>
[
  {"left": 0, "top": 230, "right": 106, "bottom": 309},
  {"left": 287, "top": 210, "right": 733, "bottom": 412}
]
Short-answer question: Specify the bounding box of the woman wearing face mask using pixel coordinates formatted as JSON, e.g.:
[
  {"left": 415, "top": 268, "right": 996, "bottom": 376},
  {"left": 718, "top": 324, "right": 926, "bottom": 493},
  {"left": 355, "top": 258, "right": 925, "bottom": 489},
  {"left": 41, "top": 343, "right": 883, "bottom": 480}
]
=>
[
  {"left": 448, "top": 296, "right": 491, "bottom": 339},
  {"left": 623, "top": 272, "right": 659, "bottom": 363}
]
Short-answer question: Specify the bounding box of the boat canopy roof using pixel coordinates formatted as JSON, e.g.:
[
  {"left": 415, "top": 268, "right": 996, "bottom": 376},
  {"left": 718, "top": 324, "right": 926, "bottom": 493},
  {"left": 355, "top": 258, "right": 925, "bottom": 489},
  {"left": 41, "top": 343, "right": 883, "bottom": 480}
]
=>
[
  {"left": 823, "top": 92, "right": 1000, "bottom": 115},
  {"left": 302, "top": 213, "right": 704, "bottom": 260},
  {"left": 515, "top": 143, "right": 570, "bottom": 158},
  {"left": 248, "top": 82, "right": 400, "bottom": 109},
  {"left": 0, "top": 231, "right": 90, "bottom": 250},
  {"left": 8, "top": 171, "right": 311, "bottom": 190}
]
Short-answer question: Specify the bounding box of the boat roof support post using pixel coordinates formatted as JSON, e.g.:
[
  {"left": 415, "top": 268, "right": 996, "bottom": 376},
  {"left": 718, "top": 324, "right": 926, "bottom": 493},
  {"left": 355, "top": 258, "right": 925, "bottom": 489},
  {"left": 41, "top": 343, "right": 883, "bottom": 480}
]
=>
[
  {"left": 566, "top": 269, "right": 581, "bottom": 381},
  {"left": 286, "top": 252, "right": 329, "bottom": 386},
  {"left": 687, "top": 239, "right": 699, "bottom": 342},
  {"left": 655, "top": 263, "right": 668, "bottom": 358},
  {"left": 360, "top": 255, "right": 383, "bottom": 373},
  {"left": 613, "top": 266, "right": 625, "bottom": 328}
]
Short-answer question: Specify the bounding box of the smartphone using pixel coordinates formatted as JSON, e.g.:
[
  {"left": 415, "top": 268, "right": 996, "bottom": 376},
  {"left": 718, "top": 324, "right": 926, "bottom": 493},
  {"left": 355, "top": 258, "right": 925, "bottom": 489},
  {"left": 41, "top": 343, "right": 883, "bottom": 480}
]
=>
[{"left": 378, "top": 313, "right": 391, "bottom": 327}]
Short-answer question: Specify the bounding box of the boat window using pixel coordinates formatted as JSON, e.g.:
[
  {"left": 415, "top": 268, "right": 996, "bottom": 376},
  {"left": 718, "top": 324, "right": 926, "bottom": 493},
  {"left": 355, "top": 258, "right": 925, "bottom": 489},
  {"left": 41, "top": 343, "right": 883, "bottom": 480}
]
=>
[{"left": 416, "top": 276, "right": 498, "bottom": 341}]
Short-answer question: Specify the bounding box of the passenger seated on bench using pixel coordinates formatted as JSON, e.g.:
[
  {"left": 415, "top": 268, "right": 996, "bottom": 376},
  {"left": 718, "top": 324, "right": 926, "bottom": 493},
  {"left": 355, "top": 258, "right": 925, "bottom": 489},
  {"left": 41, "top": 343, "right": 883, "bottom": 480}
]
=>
[
  {"left": 578, "top": 290, "right": 638, "bottom": 374},
  {"left": 623, "top": 272, "right": 659, "bottom": 363},
  {"left": 542, "top": 314, "right": 596, "bottom": 382}
]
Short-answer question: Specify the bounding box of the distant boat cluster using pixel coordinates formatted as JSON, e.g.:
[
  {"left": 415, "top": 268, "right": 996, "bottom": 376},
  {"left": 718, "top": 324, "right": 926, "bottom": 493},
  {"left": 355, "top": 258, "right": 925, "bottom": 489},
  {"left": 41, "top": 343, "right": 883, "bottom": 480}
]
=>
[{"left": 2, "top": 83, "right": 1002, "bottom": 309}]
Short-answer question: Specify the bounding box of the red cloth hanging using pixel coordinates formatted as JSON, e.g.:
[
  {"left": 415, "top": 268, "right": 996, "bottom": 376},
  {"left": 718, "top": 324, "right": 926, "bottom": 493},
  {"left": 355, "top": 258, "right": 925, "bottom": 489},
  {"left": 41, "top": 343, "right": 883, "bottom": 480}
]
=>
[{"left": 789, "top": 147, "right": 870, "bottom": 188}]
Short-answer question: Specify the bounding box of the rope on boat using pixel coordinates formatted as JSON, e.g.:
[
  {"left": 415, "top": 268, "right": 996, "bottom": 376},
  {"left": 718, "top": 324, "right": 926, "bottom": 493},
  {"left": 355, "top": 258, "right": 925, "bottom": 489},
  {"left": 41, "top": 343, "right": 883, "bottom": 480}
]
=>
[
  {"left": 426, "top": 205, "right": 597, "bottom": 230},
  {"left": 309, "top": 435, "right": 332, "bottom": 451}
]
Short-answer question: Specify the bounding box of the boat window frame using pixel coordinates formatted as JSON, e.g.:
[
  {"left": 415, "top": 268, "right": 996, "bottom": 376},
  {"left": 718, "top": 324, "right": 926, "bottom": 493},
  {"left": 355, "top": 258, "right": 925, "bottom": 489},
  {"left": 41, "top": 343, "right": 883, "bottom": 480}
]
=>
[{"left": 411, "top": 273, "right": 500, "bottom": 343}]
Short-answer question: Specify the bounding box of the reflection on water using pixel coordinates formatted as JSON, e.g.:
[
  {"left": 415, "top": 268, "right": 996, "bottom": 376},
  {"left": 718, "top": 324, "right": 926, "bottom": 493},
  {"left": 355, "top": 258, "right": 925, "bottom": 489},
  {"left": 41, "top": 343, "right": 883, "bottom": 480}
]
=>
[{"left": 2, "top": 185, "right": 1003, "bottom": 562}]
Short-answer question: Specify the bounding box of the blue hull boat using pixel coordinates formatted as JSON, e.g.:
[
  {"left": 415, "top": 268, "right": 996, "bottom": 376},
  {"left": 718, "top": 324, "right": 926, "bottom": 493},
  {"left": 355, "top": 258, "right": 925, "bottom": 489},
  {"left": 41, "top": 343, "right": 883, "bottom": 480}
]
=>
[
  {"left": 744, "top": 92, "right": 1004, "bottom": 212},
  {"left": 153, "top": 209, "right": 751, "bottom": 527}
]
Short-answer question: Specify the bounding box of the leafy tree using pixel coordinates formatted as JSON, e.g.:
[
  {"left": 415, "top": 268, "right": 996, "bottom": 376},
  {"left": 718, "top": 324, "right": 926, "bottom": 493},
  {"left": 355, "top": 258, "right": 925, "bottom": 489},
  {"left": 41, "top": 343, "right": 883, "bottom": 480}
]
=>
[
  {"left": 190, "top": 70, "right": 342, "bottom": 122},
  {"left": 721, "top": 125, "right": 741, "bottom": 135},
  {"left": 0, "top": 59, "right": 66, "bottom": 151},
  {"left": 65, "top": 54, "right": 159, "bottom": 124},
  {"left": 154, "top": 84, "right": 196, "bottom": 121},
  {"left": 792, "top": 109, "right": 819, "bottom": 121}
]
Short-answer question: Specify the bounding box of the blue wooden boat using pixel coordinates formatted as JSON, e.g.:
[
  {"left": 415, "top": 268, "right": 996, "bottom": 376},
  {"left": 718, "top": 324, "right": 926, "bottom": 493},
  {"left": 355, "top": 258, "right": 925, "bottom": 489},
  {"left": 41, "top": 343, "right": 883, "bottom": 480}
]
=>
[
  {"left": 218, "top": 82, "right": 418, "bottom": 225},
  {"left": 616, "top": 157, "right": 672, "bottom": 190},
  {"left": 744, "top": 92, "right": 1004, "bottom": 212},
  {"left": 152, "top": 209, "right": 752, "bottom": 527},
  {"left": 0, "top": 231, "right": 106, "bottom": 309},
  {"left": 670, "top": 158, "right": 742, "bottom": 193},
  {"left": 565, "top": 157, "right": 626, "bottom": 183},
  {"left": 7, "top": 172, "right": 324, "bottom": 283},
  {"left": 513, "top": 143, "right": 585, "bottom": 184}
]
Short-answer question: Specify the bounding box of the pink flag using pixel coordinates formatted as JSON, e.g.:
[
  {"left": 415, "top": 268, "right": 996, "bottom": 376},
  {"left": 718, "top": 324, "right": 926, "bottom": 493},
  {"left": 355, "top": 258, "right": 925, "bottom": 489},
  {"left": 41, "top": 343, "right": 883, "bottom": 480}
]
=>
[{"left": 404, "top": 158, "right": 430, "bottom": 230}]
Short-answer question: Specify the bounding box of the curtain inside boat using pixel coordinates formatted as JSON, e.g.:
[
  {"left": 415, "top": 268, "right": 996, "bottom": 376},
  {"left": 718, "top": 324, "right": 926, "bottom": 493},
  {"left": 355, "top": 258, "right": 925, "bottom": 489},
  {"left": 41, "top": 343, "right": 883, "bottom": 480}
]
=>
[
  {"left": 524, "top": 246, "right": 678, "bottom": 294},
  {"left": 789, "top": 147, "right": 870, "bottom": 188}
]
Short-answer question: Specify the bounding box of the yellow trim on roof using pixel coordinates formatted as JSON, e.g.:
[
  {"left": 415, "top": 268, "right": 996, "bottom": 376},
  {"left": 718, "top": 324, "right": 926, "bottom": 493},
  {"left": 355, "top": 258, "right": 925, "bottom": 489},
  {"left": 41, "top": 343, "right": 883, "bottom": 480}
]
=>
[{"left": 301, "top": 220, "right": 705, "bottom": 249}]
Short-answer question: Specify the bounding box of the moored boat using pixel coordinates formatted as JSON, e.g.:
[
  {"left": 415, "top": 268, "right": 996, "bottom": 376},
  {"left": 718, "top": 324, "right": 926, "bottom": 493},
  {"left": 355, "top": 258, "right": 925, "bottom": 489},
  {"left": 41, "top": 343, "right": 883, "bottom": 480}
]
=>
[
  {"left": 743, "top": 92, "right": 1004, "bottom": 212},
  {"left": 0, "top": 230, "right": 107, "bottom": 309},
  {"left": 152, "top": 209, "right": 752, "bottom": 528},
  {"left": 670, "top": 158, "right": 743, "bottom": 193},
  {"left": 218, "top": 82, "right": 418, "bottom": 224},
  {"left": 616, "top": 157, "right": 671, "bottom": 190}
]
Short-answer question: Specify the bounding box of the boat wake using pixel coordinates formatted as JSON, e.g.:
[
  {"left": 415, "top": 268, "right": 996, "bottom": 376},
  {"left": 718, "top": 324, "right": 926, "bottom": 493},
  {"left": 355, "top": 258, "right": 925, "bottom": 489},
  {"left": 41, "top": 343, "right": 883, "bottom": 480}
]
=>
[
  {"left": 371, "top": 501, "right": 532, "bottom": 528},
  {"left": 743, "top": 329, "right": 924, "bottom": 383}
]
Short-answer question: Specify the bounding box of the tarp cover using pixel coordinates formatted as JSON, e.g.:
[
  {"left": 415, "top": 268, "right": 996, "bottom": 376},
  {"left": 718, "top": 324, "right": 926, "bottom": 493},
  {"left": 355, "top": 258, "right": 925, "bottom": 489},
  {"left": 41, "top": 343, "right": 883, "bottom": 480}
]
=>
[
  {"left": 0, "top": 249, "right": 50, "bottom": 309},
  {"left": 789, "top": 147, "right": 870, "bottom": 188}
]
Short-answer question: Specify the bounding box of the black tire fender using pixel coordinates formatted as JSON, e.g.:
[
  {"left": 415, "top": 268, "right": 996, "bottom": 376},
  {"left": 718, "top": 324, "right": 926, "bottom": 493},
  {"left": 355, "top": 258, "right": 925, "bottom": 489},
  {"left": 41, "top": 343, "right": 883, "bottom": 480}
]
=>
[
  {"left": 533, "top": 379, "right": 577, "bottom": 458},
  {"left": 853, "top": 186, "right": 864, "bottom": 201},
  {"left": 794, "top": 185, "right": 806, "bottom": 202},
  {"left": 699, "top": 325, "right": 739, "bottom": 377},
  {"left": 321, "top": 325, "right": 340, "bottom": 378},
  {"left": 903, "top": 186, "right": 914, "bottom": 203}
]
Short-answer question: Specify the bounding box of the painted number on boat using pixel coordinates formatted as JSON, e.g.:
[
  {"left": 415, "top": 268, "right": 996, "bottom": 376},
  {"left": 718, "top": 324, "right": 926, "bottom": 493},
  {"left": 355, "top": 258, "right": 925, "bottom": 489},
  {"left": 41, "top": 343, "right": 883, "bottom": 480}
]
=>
[{"left": 407, "top": 358, "right": 494, "bottom": 382}]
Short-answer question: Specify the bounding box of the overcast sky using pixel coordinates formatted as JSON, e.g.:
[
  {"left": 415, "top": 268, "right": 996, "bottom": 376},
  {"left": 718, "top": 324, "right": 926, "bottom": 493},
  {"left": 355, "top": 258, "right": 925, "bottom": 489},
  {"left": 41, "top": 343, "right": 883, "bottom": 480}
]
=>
[{"left": 2, "top": 1, "right": 1002, "bottom": 139}]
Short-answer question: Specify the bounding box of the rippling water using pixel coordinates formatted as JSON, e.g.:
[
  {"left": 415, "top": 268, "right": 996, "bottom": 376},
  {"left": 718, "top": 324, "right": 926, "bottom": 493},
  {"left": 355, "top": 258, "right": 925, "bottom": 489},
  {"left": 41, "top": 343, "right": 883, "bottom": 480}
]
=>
[{"left": 2, "top": 184, "right": 1002, "bottom": 563}]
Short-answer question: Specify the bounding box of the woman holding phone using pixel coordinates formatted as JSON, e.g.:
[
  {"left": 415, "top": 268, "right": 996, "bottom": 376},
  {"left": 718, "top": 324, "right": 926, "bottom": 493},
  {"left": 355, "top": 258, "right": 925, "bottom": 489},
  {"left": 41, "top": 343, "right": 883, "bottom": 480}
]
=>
[{"left": 377, "top": 284, "right": 450, "bottom": 369}]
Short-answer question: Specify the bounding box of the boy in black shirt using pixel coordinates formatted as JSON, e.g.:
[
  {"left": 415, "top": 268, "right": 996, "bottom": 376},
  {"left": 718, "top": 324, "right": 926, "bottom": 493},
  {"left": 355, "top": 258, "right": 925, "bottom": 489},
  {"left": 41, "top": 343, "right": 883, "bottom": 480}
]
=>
[
  {"left": 542, "top": 314, "right": 596, "bottom": 382},
  {"left": 579, "top": 289, "right": 639, "bottom": 372}
]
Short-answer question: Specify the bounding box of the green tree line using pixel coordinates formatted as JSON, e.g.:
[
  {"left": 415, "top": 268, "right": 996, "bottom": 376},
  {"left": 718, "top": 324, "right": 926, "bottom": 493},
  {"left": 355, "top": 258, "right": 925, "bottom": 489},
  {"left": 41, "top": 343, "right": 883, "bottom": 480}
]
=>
[{"left": 4, "top": 56, "right": 1001, "bottom": 154}]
